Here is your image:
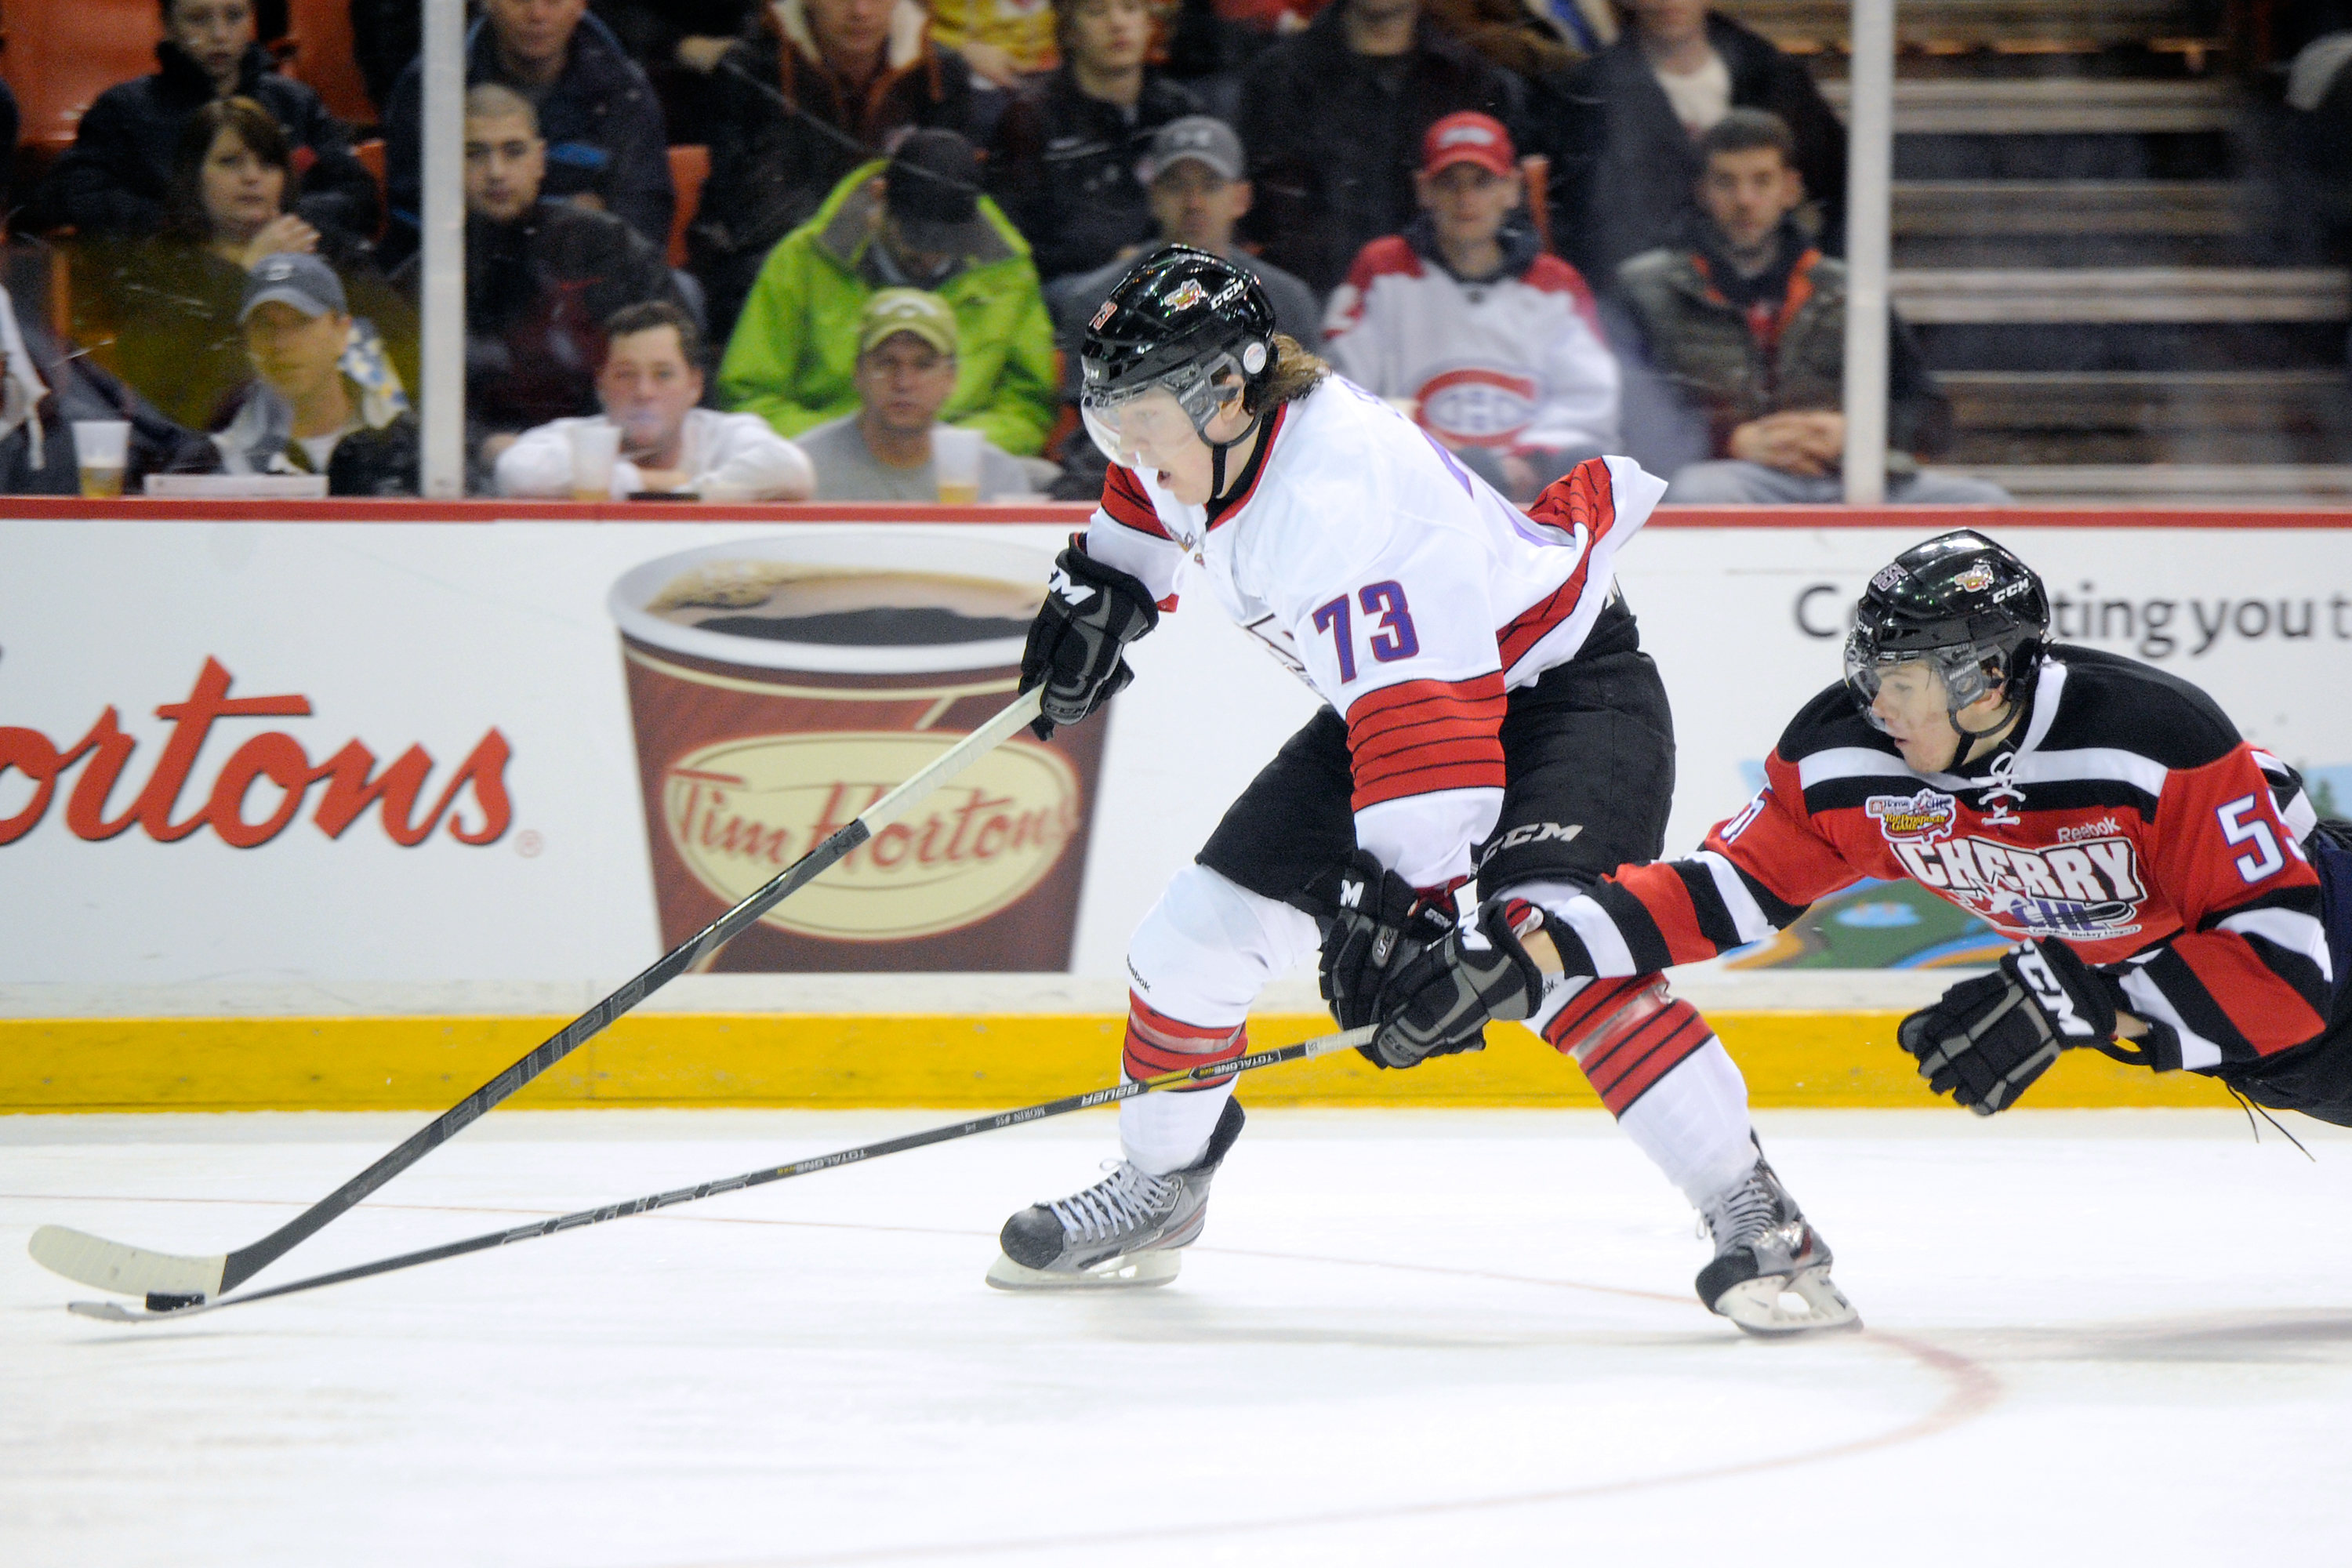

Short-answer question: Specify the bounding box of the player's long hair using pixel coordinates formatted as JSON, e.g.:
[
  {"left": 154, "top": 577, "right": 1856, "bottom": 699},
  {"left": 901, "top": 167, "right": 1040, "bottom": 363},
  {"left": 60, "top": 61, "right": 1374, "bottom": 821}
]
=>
[{"left": 1248, "top": 334, "right": 1329, "bottom": 413}]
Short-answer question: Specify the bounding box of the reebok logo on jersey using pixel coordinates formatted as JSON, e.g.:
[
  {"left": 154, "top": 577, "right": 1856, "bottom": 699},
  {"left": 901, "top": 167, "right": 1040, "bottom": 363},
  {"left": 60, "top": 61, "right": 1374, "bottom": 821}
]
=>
[
  {"left": 2014, "top": 948, "right": 2098, "bottom": 1037},
  {"left": 1865, "top": 789, "right": 1958, "bottom": 843},
  {"left": 1888, "top": 833, "right": 2147, "bottom": 939}
]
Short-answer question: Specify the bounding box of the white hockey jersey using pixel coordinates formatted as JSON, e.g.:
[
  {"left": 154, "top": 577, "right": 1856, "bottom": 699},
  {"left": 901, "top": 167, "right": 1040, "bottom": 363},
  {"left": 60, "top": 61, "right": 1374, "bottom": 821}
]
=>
[
  {"left": 1322, "top": 234, "right": 1621, "bottom": 458},
  {"left": 1083, "top": 375, "right": 1666, "bottom": 890}
]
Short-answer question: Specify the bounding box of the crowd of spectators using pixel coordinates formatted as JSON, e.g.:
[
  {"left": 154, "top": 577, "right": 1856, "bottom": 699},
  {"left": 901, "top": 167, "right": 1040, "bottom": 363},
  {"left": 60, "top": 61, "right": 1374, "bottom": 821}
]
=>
[{"left": 2, "top": 0, "right": 2037, "bottom": 503}]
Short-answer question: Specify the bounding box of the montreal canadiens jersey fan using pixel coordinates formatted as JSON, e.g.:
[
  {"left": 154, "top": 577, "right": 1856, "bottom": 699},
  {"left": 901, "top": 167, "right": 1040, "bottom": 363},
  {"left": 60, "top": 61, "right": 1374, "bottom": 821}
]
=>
[
  {"left": 1080, "top": 374, "right": 1666, "bottom": 891},
  {"left": 1548, "top": 646, "right": 2331, "bottom": 1075}
]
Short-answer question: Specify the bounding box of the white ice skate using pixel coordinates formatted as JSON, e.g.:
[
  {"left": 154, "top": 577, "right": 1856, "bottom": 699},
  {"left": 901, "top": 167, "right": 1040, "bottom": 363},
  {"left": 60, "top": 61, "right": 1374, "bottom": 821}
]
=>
[
  {"left": 1697, "top": 1150, "right": 1860, "bottom": 1336},
  {"left": 986, "top": 1099, "right": 1243, "bottom": 1290}
]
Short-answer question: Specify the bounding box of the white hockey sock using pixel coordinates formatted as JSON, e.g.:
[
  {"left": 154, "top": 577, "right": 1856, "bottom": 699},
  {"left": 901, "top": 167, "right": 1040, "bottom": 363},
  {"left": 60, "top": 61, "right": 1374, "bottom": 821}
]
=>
[
  {"left": 1120, "top": 1083, "right": 1236, "bottom": 1176},
  {"left": 1613, "top": 1039, "right": 1759, "bottom": 1209}
]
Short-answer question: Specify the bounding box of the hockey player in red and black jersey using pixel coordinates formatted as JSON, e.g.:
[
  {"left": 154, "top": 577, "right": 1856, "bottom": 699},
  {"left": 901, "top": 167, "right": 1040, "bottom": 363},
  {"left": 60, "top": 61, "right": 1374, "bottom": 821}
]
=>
[
  {"left": 1372, "top": 529, "right": 2352, "bottom": 1295},
  {"left": 985, "top": 245, "right": 1860, "bottom": 1334}
]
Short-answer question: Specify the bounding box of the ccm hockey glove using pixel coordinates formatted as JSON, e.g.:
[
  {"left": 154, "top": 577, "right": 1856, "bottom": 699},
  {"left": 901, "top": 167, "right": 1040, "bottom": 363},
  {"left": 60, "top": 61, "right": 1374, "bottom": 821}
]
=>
[
  {"left": 1898, "top": 940, "right": 2117, "bottom": 1115},
  {"left": 1019, "top": 544, "right": 1160, "bottom": 739},
  {"left": 1365, "top": 898, "right": 1548, "bottom": 1070},
  {"left": 1318, "top": 850, "right": 1457, "bottom": 1029}
]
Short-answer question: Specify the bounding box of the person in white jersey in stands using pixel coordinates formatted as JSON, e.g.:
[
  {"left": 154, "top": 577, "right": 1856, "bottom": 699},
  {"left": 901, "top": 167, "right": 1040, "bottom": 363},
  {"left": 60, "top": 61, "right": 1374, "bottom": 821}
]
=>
[
  {"left": 495, "top": 301, "right": 814, "bottom": 500},
  {"left": 797, "top": 289, "right": 1040, "bottom": 502},
  {"left": 1323, "top": 111, "right": 1619, "bottom": 503}
]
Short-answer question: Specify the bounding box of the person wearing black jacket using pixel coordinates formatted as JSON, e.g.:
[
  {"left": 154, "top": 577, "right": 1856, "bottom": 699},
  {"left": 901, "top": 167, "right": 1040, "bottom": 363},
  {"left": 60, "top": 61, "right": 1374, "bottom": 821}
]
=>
[
  {"left": 690, "top": 0, "right": 981, "bottom": 345},
  {"left": 988, "top": 0, "right": 1200, "bottom": 283},
  {"left": 1560, "top": 0, "right": 1846, "bottom": 285},
  {"left": 1234, "top": 0, "right": 1525, "bottom": 296},
  {"left": 395, "top": 85, "right": 684, "bottom": 477},
  {"left": 41, "top": 0, "right": 378, "bottom": 248},
  {"left": 383, "top": 2, "right": 675, "bottom": 267}
]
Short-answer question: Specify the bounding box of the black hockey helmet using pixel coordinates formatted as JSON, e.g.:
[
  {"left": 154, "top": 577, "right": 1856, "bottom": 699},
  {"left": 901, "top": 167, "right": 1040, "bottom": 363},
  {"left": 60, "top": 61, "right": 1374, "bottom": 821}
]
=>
[
  {"left": 1078, "top": 245, "right": 1277, "bottom": 466},
  {"left": 1844, "top": 530, "right": 2050, "bottom": 736}
]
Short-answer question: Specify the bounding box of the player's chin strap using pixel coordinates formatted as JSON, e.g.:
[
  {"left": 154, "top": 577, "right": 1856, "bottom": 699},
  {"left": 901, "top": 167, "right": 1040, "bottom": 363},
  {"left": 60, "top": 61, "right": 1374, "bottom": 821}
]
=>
[{"left": 1206, "top": 407, "right": 1262, "bottom": 503}]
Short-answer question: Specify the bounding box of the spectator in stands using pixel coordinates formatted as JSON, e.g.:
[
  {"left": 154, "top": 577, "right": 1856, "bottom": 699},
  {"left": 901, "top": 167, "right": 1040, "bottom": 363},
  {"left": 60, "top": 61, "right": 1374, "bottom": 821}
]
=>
[
  {"left": 1562, "top": 0, "right": 1845, "bottom": 285},
  {"left": 42, "top": 0, "right": 379, "bottom": 248},
  {"left": 384, "top": 0, "right": 674, "bottom": 266},
  {"left": 1323, "top": 112, "right": 1616, "bottom": 502},
  {"left": 1044, "top": 115, "right": 1317, "bottom": 494},
  {"left": 720, "top": 130, "right": 1057, "bottom": 456},
  {"left": 588, "top": 1, "right": 757, "bottom": 143},
  {"left": 1233, "top": 0, "right": 1524, "bottom": 295},
  {"left": 988, "top": 0, "right": 1200, "bottom": 281},
  {"left": 412, "top": 85, "right": 684, "bottom": 471},
  {"left": 495, "top": 300, "right": 814, "bottom": 499},
  {"left": 798, "top": 289, "right": 1038, "bottom": 499},
  {"left": 929, "top": 0, "right": 1061, "bottom": 89},
  {"left": 209, "top": 253, "right": 419, "bottom": 494},
  {"left": 74, "top": 99, "right": 419, "bottom": 434},
  {"left": 1613, "top": 112, "right": 2006, "bottom": 506},
  {"left": 691, "top": 0, "right": 982, "bottom": 344},
  {"left": 351, "top": 0, "right": 423, "bottom": 115}
]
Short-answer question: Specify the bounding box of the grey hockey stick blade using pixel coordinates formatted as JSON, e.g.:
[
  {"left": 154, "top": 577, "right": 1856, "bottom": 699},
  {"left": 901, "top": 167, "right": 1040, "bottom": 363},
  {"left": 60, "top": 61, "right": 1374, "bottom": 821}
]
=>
[
  {"left": 28, "top": 687, "right": 1049, "bottom": 1301},
  {"left": 30, "top": 1225, "right": 227, "bottom": 1300}
]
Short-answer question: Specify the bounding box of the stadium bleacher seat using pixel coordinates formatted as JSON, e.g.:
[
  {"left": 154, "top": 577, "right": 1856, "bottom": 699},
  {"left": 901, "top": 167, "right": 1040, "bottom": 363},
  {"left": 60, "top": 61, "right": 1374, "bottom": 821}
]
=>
[
  {"left": 667, "top": 143, "right": 708, "bottom": 270},
  {"left": 282, "top": 0, "right": 379, "bottom": 130},
  {"left": 0, "top": 0, "right": 166, "bottom": 159}
]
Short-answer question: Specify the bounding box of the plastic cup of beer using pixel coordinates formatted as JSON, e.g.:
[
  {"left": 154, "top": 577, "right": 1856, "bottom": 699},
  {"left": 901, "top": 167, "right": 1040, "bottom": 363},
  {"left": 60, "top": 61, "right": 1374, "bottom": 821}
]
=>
[
  {"left": 71, "top": 420, "right": 130, "bottom": 499},
  {"left": 931, "top": 426, "right": 983, "bottom": 506},
  {"left": 568, "top": 421, "right": 622, "bottom": 501}
]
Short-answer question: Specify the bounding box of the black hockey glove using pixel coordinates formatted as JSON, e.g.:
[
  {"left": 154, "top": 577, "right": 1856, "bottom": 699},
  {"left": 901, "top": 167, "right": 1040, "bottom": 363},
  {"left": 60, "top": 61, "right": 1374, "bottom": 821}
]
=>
[
  {"left": 1364, "top": 898, "right": 1549, "bottom": 1070},
  {"left": 1897, "top": 939, "right": 2116, "bottom": 1115},
  {"left": 1019, "top": 544, "right": 1160, "bottom": 740},
  {"left": 1317, "top": 851, "right": 1457, "bottom": 1029}
]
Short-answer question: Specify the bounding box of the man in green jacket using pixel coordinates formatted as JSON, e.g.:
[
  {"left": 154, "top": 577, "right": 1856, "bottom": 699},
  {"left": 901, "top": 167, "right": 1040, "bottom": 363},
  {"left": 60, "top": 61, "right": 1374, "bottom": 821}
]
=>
[{"left": 718, "top": 129, "right": 1058, "bottom": 457}]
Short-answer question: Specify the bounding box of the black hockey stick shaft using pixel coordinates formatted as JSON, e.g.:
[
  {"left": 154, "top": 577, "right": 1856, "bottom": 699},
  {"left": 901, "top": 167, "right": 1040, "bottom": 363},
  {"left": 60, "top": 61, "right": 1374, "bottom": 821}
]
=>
[
  {"left": 205, "top": 688, "right": 1044, "bottom": 1295},
  {"left": 93, "top": 1025, "right": 1374, "bottom": 1321}
]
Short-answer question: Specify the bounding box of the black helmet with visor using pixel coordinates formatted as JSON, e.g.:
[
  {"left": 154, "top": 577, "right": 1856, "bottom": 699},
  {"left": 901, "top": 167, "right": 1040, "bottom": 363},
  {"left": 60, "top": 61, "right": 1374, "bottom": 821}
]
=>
[
  {"left": 1079, "top": 246, "right": 1277, "bottom": 481},
  {"left": 1844, "top": 530, "right": 2051, "bottom": 739}
]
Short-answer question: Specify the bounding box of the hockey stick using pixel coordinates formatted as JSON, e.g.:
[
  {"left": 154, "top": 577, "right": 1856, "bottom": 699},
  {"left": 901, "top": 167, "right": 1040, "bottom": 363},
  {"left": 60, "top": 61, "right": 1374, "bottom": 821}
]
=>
[
  {"left": 64, "top": 1025, "right": 1377, "bottom": 1323},
  {"left": 30, "top": 687, "right": 1048, "bottom": 1306}
]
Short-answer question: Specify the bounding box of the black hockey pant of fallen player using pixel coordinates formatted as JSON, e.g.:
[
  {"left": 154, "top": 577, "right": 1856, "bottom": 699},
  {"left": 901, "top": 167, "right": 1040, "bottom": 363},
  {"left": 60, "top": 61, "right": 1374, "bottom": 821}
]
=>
[{"left": 1197, "top": 609, "right": 1678, "bottom": 921}]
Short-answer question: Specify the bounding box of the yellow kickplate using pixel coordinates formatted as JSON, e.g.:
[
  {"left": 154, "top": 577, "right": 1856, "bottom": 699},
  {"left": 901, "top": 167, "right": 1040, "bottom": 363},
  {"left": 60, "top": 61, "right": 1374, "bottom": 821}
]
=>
[{"left": 0, "top": 1012, "right": 2238, "bottom": 1112}]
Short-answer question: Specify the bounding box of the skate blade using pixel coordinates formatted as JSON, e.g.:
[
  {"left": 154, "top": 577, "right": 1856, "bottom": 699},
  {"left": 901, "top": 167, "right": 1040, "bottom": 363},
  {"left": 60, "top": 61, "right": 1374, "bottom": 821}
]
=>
[
  {"left": 984, "top": 1249, "right": 1181, "bottom": 1292},
  {"left": 1714, "top": 1265, "right": 1862, "bottom": 1338}
]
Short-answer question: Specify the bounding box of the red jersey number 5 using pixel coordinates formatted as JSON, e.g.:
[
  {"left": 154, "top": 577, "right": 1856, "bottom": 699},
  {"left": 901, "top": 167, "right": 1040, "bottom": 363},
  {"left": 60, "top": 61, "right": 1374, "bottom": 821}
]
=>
[{"left": 2216, "top": 795, "right": 2285, "bottom": 884}]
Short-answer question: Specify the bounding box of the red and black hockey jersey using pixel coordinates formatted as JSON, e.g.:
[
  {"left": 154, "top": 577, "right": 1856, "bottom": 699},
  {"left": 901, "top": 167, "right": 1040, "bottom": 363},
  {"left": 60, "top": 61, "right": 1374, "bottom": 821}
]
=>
[{"left": 1544, "top": 648, "right": 2333, "bottom": 1074}]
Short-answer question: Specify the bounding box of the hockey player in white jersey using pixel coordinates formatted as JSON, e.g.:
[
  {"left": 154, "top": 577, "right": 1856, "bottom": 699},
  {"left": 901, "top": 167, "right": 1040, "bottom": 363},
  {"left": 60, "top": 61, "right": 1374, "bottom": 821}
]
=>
[{"left": 988, "top": 246, "right": 1857, "bottom": 1334}]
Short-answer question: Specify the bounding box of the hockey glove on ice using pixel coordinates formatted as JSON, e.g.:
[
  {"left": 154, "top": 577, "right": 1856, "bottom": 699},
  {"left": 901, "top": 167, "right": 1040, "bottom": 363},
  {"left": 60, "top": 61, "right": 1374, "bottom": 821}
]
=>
[
  {"left": 1898, "top": 939, "right": 2116, "bottom": 1115},
  {"left": 1019, "top": 544, "right": 1160, "bottom": 739},
  {"left": 1365, "top": 898, "right": 1548, "bottom": 1070},
  {"left": 1317, "top": 851, "right": 1457, "bottom": 1030}
]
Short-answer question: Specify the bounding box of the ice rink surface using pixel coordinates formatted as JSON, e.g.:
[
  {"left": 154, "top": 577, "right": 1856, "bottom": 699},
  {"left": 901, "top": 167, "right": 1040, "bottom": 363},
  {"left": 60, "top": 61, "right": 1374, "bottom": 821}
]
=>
[{"left": 6, "top": 1105, "right": 2351, "bottom": 1566}]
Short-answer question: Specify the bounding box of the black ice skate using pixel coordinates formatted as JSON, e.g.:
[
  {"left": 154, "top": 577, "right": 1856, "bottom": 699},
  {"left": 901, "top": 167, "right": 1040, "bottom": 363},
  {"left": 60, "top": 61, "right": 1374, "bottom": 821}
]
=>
[
  {"left": 985, "top": 1098, "right": 1245, "bottom": 1290},
  {"left": 1695, "top": 1148, "right": 1860, "bottom": 1336}
]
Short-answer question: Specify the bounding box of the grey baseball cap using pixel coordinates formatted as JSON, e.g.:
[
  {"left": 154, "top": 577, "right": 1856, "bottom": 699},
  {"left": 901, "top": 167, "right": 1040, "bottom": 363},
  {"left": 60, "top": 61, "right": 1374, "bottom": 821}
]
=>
[
  {"left": 1141, "top": 116, "right": 1243, "bottom": 184},
  {"left": 239, "top": 252, "right": 347, "bottom": 321}
]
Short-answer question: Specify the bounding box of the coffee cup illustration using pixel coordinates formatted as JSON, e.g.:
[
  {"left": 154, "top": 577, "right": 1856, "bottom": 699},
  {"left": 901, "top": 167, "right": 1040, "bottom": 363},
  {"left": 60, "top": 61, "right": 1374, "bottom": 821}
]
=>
[{"left": 608, "top": 532, "right": 1107, "bottom": 971}]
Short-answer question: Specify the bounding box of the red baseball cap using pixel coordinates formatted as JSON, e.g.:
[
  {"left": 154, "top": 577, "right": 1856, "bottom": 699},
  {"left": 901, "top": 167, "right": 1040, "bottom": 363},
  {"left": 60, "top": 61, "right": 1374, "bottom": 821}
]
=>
[{"left": 1421, "top": 111, "right": 1517, "bottom": 179}]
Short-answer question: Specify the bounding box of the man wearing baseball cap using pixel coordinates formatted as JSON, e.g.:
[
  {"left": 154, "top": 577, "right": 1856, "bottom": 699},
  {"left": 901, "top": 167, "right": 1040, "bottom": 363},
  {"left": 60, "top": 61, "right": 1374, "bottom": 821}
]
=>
[
  {"left": 794, "top": 289, "right": 1040, "bottom": 501},
  {"left": 209, "top": 251, "right": 420, "bottom": 495},
  {"left": 1323, "top": 111, "right": 1621, "bottom": 503},
  {"left": 718, "top": 130, "right": 1056, "bottom": 457},
  {"left": 1042, "top": 115, "right": 1321, "bottom": 496}
]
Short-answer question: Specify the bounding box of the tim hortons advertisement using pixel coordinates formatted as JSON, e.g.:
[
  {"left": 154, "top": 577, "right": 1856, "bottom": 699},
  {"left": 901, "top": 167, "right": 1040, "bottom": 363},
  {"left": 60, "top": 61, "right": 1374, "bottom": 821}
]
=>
[{"left": 1, "top": 516, "right": 2348, "bottom": 990}]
